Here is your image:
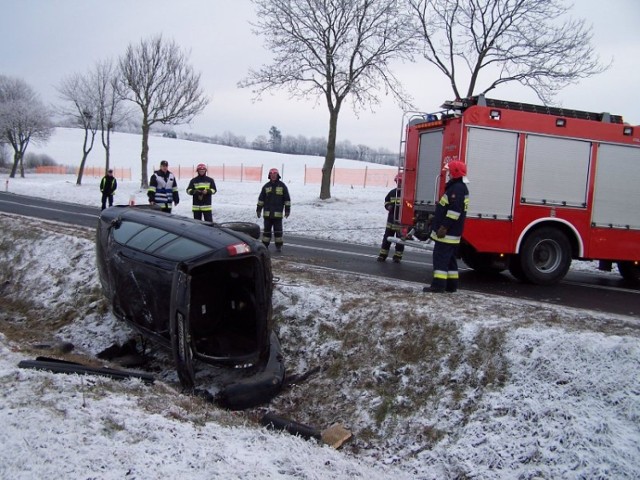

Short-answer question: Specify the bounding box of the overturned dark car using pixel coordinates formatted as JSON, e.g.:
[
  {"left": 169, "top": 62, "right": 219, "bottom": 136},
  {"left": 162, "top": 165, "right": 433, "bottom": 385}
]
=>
[{"left": 96, "top": 205, "right": 284, "bottom": 409}]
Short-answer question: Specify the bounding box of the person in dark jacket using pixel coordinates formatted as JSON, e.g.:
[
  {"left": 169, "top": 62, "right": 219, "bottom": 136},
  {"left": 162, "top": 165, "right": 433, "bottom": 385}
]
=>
[
  {"left": 148, "top": 160, "right": 179, "bottom": 213},
  {"left": 377, "top": 173, "right": 404, "bottom": 263},
  {"left": 186, "top": 163, "right": 217, "bottom": 222},
  {"left": 99, "top": 169, "right": 117, "bottom": 210},
  {"left": 256, "top": 168, "right": 291, "bottom": 252},
  {"left": 424, "top": 161, "right": 469, "bottom": 293}
]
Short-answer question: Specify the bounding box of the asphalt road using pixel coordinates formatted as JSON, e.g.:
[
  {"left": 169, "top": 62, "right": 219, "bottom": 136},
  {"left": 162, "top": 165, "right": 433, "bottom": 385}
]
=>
[{"left": 1, "top": 191, "right": 638, "bottom": 317}]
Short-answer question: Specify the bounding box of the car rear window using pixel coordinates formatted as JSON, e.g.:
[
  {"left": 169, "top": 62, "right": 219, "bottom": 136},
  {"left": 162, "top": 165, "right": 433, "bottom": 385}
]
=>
[{"left": 113, "top": 220, "right": 210, "bottom": 260}]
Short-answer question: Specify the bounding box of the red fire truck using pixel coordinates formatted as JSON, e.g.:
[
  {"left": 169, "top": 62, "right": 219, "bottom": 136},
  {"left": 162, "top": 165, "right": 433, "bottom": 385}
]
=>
[{"left": 397, "top": 95, "right": 640, "bottom": 285}]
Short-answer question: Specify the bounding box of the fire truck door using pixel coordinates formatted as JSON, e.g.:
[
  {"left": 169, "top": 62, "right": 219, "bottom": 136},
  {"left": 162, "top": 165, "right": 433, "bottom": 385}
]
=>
[
  {"left": 522, "top": 135, "right": 591, "bottom": 207},
  {"left": 465, "top": 128, "right": 518, "bottom": 220},
  {"left": 592, "top": 143, "right": 640, "bottom": 229},
  {"left": 416, "top": 130, "right": 443, "bottom": 206}
]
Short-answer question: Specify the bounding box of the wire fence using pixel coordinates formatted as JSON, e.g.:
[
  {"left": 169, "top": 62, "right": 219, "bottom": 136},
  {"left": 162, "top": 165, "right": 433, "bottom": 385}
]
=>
[{"left": 35, "top": 164, "right": 398, "bottom": 188}]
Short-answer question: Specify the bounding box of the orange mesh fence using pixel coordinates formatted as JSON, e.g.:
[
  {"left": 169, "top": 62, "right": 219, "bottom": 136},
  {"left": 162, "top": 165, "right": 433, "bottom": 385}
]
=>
[
  {"left": 155, "top": 165, "right": 264, "bottom": 182},
  {"left": 304, "top": 166, "right": 397, "bottom": 188},
  {"left": 33, "top": 164, "right": 395, "bottom": 186},
  {"left": 36, "top": 166, "right": 72, "bottom": 174},
  {"left": 35, "top": 165, "right": 132, "bottom": 179}
]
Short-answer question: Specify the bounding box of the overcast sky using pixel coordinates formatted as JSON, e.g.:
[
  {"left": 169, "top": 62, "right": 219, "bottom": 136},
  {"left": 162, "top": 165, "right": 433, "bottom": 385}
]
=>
[{"left": 2, "top": 0, "right": 639, "bottom": 150}]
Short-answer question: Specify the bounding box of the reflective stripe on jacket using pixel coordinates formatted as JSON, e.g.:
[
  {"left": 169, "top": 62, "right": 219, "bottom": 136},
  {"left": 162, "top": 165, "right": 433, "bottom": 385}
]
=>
[
  {"left": 186, "top": 175, "right": 217, "bottom": 211},
  {"left": 257, "top": 180, "right": 291, "bottom": 218},
  {"left": 100, "top": 176, "right": 117, "bottom": 195},
  {"left": 148, "top": 170, "right": 179, "bottom": 205},
  {"left": 430, "top": 178, "right": 469, "bottom": 245}
]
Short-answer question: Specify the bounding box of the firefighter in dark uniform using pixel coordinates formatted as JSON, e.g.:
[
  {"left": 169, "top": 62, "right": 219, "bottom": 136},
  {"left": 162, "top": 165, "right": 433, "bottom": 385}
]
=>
[
  {"left": 148, "top": 160, "right": 179, "bottom": 213},
  {"left": 256, "top": 168, "right": 291, "bottom": 252},
  {"left": 99, "top": 169, "right": 117, "bottom": 210},
  {"left": 377, "top": 173, "right": 404, "bottom": 263},
  {"left": 424, "top": 160, "right": 469, "bottom": 293},
  {"left": 186, "top": 163, "right": 217, "bottom": 222}
]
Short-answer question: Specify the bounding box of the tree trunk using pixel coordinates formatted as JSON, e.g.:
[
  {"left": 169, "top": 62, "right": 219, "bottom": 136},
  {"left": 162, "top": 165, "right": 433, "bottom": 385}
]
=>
[
  {"left": 9, "top": 151, "right": 21, "bottom": 178},
  {"left": 76, "top": 128, "right": 96, "bottom": 185},
  {"left": 102, "top": 126, "right": 112, "bottom": 172},
  {"left": 320, "top": 109, "right": 340, "bottom": 200},
  {"left": 77, "top": 152, "right": 89, "bottom": 185},
  {"left": 140, "top": 121, "right": 150, "bottom": 189}
]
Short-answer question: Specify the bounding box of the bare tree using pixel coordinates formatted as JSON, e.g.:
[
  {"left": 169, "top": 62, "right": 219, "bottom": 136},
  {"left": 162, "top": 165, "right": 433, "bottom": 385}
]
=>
[
  {"left": 57, "top": 73, "right": 100, "bottom": 185},
  {"left": 0, "top": 75, "right": 53, "bottom": 178},
  {"left": 407, "top": 0, "right": 608, "bottom": 103},
  {"left": 119, "top": 34, "right": 209, "bottom": 188},
  {"left": 93, "top": 60, "right": 129, "bottom": 173},
  {"left": 240, "top": 0, "right": 415, "bottom": 199}
]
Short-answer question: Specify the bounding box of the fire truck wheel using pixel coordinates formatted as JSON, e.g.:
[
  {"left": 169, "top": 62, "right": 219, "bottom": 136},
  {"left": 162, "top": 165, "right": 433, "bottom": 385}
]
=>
[
  {"left": 520, "top": 227, "right": 571, "bottom": 285},
  {"left": 508, "top": 256, "right": 528, "bottom": 282},
  {"left": 617, "top": 261, "right": 640, "bottom": 286},
  {"left": 460, "top": 245, "right": 506, "bottom": 274},
  {"left": 171, "top": 311, "right": 196, "bottom": 391}
]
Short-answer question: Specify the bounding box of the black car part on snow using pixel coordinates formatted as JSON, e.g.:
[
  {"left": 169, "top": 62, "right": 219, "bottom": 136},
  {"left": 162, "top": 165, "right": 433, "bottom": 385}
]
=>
[{"left": 18, "top": 356, "right": 155, "bottom": 383}]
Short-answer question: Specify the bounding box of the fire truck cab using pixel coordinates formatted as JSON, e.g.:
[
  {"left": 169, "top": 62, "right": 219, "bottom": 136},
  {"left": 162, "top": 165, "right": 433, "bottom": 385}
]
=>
[{"left": 398, "top": 95, "right": 640, "bottom": 286}]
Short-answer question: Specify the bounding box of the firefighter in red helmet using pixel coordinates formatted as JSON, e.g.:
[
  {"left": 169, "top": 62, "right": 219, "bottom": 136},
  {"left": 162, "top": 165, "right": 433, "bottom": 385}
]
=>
[
  {"left": 186, "top": 163, "right": 217, "bottom": 222},
  {"left": 424, "top": 160, "right": 469, "bottom": 293},
  {"left": 257, "top": 168, "right": 291, "bottom": 252},
  {"left": 377, "top": 172, "right": 405, "bottom": 263}
]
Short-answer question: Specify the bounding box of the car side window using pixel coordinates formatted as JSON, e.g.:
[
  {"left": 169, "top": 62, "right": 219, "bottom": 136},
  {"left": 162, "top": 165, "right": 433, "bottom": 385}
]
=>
[
  {"left": 112, "top": 221, "right": 147, "bottom": 244},
  {"left": 112, "top": 220, "right": 210, "bottom": 260},
  {"left": 127, "top": 226, "right": 176, "bottom": 252},
  {"left": 154, "top": 237, "right": 211, "bottom": 260}
]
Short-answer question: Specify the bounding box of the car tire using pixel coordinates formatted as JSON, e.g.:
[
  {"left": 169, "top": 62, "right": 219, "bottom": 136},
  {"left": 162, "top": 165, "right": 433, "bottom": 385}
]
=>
[
  {"left": 219, "top": 222, "right": 261, "bottom": 240},
  {"left": 170, "top": 311, "right": 195, "bottom": 390}
]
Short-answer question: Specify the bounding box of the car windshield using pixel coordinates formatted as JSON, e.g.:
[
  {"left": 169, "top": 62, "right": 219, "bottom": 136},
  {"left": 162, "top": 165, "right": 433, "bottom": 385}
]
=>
[{"left": 113, "top": 220, "right": 211, "bottom": 260}]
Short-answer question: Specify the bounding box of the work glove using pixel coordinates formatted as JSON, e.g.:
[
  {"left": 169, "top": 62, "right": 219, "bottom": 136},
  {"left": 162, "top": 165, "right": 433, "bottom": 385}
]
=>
[
  {"left": 174, "top": 200, "right": 179, "bottom": 206},
  {"left": 256, "top": 209, "right": 262, "bottom": 218},
  {"left": 285, "top": 212, "right": 290, "bottom": 218},
  {"left": 436, "top": 226, "right": 448, "bottom": 238}
]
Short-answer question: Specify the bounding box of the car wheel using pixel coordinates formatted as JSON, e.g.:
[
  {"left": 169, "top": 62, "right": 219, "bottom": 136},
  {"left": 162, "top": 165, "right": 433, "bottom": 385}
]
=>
[
  {"left": 170, "top": 311, "right": 195, "bottom": 390},
  {"left": 617, "top": 261, "right": 640, "bottom": 286},
  {"left": 520, "top": 227, "right": 571, "bottom": 285},
  {"left": 219, "top": 222, "right": 261, "bottom": 240}
]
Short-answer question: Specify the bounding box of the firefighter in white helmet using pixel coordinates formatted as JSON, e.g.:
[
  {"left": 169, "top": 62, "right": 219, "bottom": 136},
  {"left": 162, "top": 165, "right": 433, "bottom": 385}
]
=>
[
  {"left": 377, "top": 173, "right": 405, "bottom": 263},
  {"left": 186, "top": 163, "right": 217, "bottom": 222},
  {"left": 424, "top": 160, "right": 469, "bottom": 293}
]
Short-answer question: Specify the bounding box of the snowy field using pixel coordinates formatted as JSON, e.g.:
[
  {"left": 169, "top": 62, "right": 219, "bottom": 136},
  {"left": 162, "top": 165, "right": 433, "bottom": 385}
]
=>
[{"left": 0, "top": 128, "right": 639, "bottom": 479}]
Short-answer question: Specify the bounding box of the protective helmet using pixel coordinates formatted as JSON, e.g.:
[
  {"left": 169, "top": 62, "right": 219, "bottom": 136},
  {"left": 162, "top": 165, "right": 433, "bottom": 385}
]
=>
[
  {"left": 268, "top": 168, "right": 280, "bottom": 179},
  {"left": 445, "top": 161, "right": 467, "bottom": 179},
  {"left": 394, "top": 173, "right": 402, "bottom": 184},
  {"left": 196, "top": 163, "right": 207, "bottom": 172}
]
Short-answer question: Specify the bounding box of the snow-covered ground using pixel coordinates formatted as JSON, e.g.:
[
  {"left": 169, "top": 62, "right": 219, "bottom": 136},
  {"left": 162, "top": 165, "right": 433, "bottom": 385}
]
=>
[{"left": 0, "top": 128, "right": 639, "bottom": 479}]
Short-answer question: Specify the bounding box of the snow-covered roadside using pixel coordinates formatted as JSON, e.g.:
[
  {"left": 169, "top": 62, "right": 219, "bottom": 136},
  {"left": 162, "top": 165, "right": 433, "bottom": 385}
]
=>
[{"left": 1, "top": 128, "right": 638, "bottom": 478}]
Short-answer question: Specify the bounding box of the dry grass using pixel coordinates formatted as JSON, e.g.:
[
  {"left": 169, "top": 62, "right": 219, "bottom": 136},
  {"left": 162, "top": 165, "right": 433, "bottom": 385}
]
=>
[{"left": 1, "top": 215, "right": 638, "bottom": 459}]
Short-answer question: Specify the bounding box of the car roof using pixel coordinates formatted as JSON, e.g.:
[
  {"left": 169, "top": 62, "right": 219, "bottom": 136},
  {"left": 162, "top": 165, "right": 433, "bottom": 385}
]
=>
[{"left": 99, "top": 206, "right": 252, "bottom": 253}]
